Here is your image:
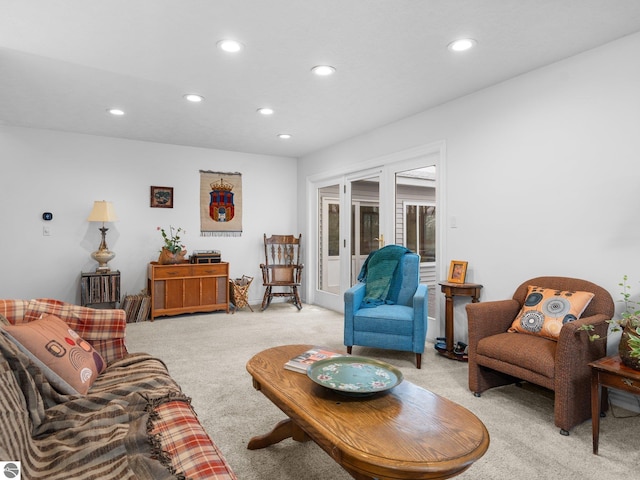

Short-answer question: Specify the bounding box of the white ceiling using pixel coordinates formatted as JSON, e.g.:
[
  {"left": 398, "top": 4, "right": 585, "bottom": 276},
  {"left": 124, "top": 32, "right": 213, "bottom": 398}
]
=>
[{"left": 2, "top": 0, "right": 640, "bottom": 158}]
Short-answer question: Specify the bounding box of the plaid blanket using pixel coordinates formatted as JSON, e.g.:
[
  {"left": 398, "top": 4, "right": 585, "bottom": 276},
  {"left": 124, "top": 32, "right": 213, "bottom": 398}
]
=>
[{"left": 0, "top": 299, "right": 237, "bottom": 480}]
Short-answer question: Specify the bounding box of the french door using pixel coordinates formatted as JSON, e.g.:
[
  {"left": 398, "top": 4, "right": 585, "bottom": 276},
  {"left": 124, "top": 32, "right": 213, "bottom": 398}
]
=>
[{"left": 311, "top": 143, "right": 444, "bottom": 315}]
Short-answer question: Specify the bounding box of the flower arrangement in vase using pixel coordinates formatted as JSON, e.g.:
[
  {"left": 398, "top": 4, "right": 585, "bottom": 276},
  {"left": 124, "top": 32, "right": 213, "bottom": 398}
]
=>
[{"left": 157, "top": 226, "right": 187, "bottom": 264}]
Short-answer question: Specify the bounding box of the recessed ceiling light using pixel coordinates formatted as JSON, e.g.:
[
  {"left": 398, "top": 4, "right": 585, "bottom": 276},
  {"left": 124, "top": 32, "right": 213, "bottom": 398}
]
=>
[
  {"left": 278, "top": 133, "right": 292, "bottom": 139},
  {"left": 217, "top": 39, "right": 244, "bottom": 53},
  {"left": 184, "top": 93, "right": 204, "bottom": 102},
  {"left": 448, "top": 38, "right": 477, "bottom": 52},
  {"left": 107, "top": 108, "right": 125, "bottom": 116},
  {"left": 257, "top": 107, "right": 274, "bottom": 115},
  {"left": 311, "top": 65, "right": 336, "bottom": 76}
]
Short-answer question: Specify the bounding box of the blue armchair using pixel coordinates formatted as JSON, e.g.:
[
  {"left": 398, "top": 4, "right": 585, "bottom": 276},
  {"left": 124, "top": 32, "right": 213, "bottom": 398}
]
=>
[{"left": 344, "top": 246, "right": 428, "bottom": 368}]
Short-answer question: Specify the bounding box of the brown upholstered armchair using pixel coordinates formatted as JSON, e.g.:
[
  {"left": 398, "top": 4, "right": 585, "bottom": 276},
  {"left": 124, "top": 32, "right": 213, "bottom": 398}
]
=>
[{"left": 466, "top": 276, "right": 614, "bottom": 435}]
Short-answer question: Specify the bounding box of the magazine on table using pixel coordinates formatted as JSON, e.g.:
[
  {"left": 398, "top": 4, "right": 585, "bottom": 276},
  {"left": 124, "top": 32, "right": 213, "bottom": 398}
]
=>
[{"left": 284, "top": 347, "right": 344, "bottom": 373}]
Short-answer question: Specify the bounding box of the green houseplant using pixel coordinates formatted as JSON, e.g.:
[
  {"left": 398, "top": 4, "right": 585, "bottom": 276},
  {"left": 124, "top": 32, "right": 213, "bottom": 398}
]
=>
[
  {"left": 581, "top": 275, "right": 640, "bottom": 369},
  {"left": 157, "top": 225, "right": 187, "bottom": 264}
]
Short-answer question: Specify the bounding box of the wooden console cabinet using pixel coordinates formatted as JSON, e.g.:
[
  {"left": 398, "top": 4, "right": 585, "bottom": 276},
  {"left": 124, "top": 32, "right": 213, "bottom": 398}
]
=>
[{"left": 148, "top": 262, "right": 229, "bottom": 320}]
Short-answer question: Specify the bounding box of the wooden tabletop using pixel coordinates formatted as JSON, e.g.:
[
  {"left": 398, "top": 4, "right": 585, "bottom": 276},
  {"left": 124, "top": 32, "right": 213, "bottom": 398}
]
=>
[
  {"left": 589, "top": 354, "right": 640, "bottom": 379},
  {"left": 246, "top": 344, "right": 490, "bottom": 480}
]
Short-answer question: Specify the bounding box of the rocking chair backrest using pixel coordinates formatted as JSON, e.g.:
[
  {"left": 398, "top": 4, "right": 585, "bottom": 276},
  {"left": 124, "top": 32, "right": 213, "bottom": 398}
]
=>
[{"left": 263, "top": 234, "right": 301, "bottom": 269}]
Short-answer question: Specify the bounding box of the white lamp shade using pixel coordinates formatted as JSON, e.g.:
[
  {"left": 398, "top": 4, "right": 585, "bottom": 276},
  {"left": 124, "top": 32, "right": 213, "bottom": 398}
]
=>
[{"left": 87, "top": 201, "right": 118, "bottom": 222}]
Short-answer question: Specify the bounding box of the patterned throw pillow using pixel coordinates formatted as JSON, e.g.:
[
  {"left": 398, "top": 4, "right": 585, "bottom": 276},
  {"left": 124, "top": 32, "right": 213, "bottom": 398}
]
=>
[
  {"left": 509, "top": 285, "right": 595, "bottom": 340},
  {"left": 0, "top": 314, "right": 106, "bottom": 395}
]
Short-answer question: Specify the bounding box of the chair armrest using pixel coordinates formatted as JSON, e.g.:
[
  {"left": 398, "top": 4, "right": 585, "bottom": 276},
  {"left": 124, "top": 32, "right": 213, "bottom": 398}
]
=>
[
  {"left": 557, "top": 313, "right": 610, "bottom": 362},
  {"left": 344, "top": 283, "right": 366, "bottom": 315},
  {"left": 412, "top": 284, "right": 428, "bottom": 351},
  {"left": 554, "top": 313, "right": 610, "bottom": 414},
  {"left": 0, "top": 300, "right": 29, "bottom": 323},
  {"left": 344, "top": 283, "right": 366, "bottom": 346},
  {"left": 413, "top": 284, "right": 428, "bottom": 312},
  {"left": 466, "top": 299, "right": 521, "bottom": 338}
]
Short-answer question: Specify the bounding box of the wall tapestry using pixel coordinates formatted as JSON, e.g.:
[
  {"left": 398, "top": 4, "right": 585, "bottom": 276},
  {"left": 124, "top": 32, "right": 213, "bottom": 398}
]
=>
[{"left": 200, "top": 170, "right": 243, "bottom": 236}]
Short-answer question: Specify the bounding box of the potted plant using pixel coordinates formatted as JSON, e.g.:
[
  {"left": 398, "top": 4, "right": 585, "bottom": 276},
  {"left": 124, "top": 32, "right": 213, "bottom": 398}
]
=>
[
  {"left": 157, "top": 225, "right": 187, "bottom": 264},
  {"left": 581, "top": 275, "right": 640, "bottom": 370}
]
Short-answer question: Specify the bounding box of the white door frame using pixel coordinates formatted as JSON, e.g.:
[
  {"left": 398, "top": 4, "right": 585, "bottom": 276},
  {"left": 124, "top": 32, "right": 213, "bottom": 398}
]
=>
[{"left": 305, "top": 141, "right": 447, "bottom": 316}]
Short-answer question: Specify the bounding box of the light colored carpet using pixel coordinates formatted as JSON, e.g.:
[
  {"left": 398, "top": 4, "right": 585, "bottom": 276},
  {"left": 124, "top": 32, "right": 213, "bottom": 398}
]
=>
[{"left": 125, "top": 303, "right": 639, "bottom": 480}]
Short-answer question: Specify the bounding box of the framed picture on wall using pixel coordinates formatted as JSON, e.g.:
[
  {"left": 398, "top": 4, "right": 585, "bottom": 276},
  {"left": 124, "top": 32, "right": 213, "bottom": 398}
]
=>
[
  {"left": 447, "top": 260, "right": 468, "bottom": 284},
  {"left": 150, "top": 186, "right": 174, "bottom": 208}
]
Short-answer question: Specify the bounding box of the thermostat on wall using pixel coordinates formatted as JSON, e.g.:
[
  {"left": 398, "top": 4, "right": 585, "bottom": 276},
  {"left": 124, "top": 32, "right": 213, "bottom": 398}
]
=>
[{"left": 42, "top": 212, "right": 53, "bottom": 221}]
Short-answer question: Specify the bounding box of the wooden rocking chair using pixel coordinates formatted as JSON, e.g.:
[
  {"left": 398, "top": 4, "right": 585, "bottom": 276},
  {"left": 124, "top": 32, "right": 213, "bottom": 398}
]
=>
[{"left": 260, "top": 234, "right": 303, "bottom": 311}]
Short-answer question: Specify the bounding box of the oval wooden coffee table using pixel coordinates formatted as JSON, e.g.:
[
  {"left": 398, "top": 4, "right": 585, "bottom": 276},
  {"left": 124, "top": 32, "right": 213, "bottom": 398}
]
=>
[{"left": 246, "top": 345, "right": 489, "bottom": 480}]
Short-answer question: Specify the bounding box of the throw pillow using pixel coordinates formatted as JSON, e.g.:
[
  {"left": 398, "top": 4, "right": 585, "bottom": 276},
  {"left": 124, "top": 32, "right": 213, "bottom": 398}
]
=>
[
  {"left": 509, "top": 285, "right": 595, "bottom": 340},
  {"left": 0, "top": 314, "right": 106, "bottom": 395}
]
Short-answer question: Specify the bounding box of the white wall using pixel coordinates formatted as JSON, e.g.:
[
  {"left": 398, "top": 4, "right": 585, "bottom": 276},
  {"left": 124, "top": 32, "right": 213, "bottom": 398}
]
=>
[
  {"left": 0, "top": 127, "right": 298, "bottom": 305},
  {"left": 299, "top": 32, "right": 640, "bottom": 343}
]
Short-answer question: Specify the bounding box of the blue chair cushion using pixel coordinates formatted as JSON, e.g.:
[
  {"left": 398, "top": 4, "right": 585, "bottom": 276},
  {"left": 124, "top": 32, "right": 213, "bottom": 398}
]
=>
[{"left": 353, "top": 305, "right": 415, "bottom": 335}]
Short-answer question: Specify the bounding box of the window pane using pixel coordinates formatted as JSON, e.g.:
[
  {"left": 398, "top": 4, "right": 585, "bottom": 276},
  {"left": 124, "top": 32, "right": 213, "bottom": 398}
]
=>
[
  {"left": 328, "top": 204, "right": 339, "bottom": 256},
  {"left": 351, "top": 205, "right": 356, "bottom": 255},
  {"left": 360, "top": 206, "right": 379, "bottom": 254},
  {"left": 419, "top": 205, "right": 436, "bottom": 262},
  {"left": 405, "top": 204, "right": 417, "bottom": 253}
]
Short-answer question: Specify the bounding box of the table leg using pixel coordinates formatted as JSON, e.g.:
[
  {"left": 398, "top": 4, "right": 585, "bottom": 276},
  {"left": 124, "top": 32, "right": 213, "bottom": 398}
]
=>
[
  {"left": 247, "top": 418, "right": 309, "bottom": 450},
  {"left": 444, "top": 293, "right": 454, "bottom": 353},
  {"left": 591, "top": 370, "right": 600, "bottom": 455}
]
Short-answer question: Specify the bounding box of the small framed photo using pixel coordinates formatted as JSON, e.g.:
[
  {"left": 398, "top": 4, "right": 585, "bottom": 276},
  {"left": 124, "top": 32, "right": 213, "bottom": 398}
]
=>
[
  {"left": 150, "top": 186, "right": 174, "bottom": 208},
  {"left": 447, "top": 260, "right": 468, "bottom": 284}
]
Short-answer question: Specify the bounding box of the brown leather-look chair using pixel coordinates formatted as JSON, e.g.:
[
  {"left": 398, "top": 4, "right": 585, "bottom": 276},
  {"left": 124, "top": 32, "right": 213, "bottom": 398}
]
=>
[
  {"left": 260, "top": 234, "right": 303, "bottom": 311},
  {"left": 466, "top": 276, "right": 614, "bottom": 435}
]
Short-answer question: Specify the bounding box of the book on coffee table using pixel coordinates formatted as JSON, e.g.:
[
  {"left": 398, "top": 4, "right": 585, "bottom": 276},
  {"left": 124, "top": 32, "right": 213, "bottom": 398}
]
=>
[{"left": 284, "top": 347, "right": 344, "bottom": 373}]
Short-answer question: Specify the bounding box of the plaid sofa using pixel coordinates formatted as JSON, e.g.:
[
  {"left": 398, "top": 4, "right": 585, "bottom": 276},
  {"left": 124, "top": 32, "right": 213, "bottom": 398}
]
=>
[{"left": 0, "top": 299, "right": 237, "bottom": 480}]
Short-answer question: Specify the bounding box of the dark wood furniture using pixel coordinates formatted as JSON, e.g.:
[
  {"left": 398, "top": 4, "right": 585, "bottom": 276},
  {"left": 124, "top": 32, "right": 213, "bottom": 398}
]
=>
[
  {"left": 80, "top": 270, "right": 121, "bottom": 308},
  {"left": 589, "top": 355, "right": 640, "bottom": 454},
  {"left": 148, "top": 262, "right": 229, "bottom": 320},
  {"left": 438, "top": 282, "right": 482, "bottom": 361},
  {"left": 260, "top": 234, "right": 303, "bottom": 310},
  {"left": 467, "top": 276, "right": 614, "bottom": 435},
  {"left": 246, "top": 344, "right": 490, "bottom": 480}
]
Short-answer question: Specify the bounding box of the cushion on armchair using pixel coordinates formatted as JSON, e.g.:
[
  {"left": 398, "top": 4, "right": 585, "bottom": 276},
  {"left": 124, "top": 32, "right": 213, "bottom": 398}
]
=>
[{"left": 508, "top": 285, "right": 594, "bottom": 340}]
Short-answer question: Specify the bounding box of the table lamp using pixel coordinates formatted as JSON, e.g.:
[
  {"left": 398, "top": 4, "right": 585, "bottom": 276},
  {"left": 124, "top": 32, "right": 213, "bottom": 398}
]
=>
[{"left": 87, "top": 200, "right": 118, "bottom": 272}]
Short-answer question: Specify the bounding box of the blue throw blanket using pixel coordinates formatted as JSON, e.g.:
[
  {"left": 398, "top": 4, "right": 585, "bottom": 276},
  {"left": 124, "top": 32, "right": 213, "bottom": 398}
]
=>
[{"left": 359, "top": 245, "right": 410, "bottom": 307}]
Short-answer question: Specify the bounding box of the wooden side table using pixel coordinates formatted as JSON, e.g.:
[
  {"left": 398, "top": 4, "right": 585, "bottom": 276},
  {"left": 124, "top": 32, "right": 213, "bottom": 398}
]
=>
[
  {"left": 589, "top": 355, "right": 640, "bottom": 454},
  {"left": 438, "top": 282, "right": 482, "bottom": 361}
]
